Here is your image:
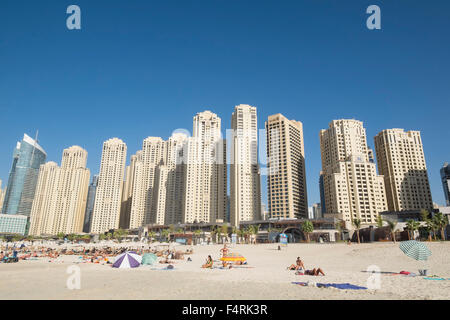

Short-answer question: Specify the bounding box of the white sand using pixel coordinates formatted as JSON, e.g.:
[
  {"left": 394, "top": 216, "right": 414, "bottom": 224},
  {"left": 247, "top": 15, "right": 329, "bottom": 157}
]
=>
[{"left": 1, "top": 242, "right": 449, "bottom": 300}]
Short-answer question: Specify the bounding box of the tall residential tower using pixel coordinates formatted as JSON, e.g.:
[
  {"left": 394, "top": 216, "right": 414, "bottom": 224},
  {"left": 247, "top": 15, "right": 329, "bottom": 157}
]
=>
[
  {"left": 266, "top": 114, "right": 308, "bottom": 219},
  {"left": 230, "top": 104, "right": 261, "bottom": 226},
  {"left": 90, "top": 138, "right": 127, "bottom": 233},
  {"left": 374, "top": 129, "right": 433, "bottom": 212},
  {"left": 320, "top": 119, "right": 387, "bottom": 226}
]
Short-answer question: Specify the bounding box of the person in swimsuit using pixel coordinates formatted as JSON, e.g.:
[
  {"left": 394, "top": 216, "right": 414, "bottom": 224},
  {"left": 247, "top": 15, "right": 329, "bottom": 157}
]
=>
[
  {"left": 220, "top": 244, "right": 229, "bottom": 258},
  {"left": 304, "top": 268, "right": 325, "bottom": 276},
  {"left": 288, "top": 257, "right": 305, "bottom": 271},
  {"left": 202, "top": 255, "right": 213, "bottom": 268}
]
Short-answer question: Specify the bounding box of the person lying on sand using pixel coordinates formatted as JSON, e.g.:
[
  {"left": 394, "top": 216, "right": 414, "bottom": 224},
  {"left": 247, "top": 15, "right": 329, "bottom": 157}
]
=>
[
  {"left": 202, "top": 255, "right": 213, "bottom": 269},
  {"left": 304, "top": 268, "right": 325, "bottom": 276}
]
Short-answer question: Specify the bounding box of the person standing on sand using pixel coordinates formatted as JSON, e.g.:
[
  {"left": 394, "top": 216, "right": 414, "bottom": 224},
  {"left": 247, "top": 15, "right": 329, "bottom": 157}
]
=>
[{"left": 220, "top": 244, "right": 229, "bottom": 258}]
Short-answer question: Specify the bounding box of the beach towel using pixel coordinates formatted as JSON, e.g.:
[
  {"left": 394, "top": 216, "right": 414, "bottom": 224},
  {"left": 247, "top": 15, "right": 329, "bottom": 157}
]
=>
[
  {"left": 423, "top": 277, "right": 446, "bottom": 280},
  {"left": 292, "top": 282, "right": 367, "bottom": 290}
]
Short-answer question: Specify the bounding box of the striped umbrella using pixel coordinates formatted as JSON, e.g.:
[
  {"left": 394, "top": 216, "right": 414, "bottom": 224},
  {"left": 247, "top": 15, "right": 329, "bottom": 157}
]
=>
[
  {"left": 112, "top": 251, "right": 142, "bottom": 268},
  {"left": 399, "top": 240, "right": 431, "bottom": 261}
]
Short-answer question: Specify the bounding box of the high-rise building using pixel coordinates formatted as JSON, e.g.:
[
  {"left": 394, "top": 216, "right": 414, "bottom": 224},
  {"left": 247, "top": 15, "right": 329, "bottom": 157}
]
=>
[
  {"left": 29, "top": 146, "right": 90, "bottom": 236},
  {"left": 320, "top": 119, "right": 387, "bottom": 226},
  {"left": 374, "top": 129, "right": 433, "bottom": 212},
  {"left": 441, "top": 163, "right": 450, "bottom": 207},
  {"left": 129, "top": 137, "right": 166, "bottom": 228},
  {"left": 128, "top": 133, "right": 188, "bottom": 228},
  {"left": 2, "top": 134, "right": 46, "bottom": 216},
  {"left": 183, "top": 111, "right": 227, "bottom": 223},
  {"left": 312, "top": 203, "right": 322, "bottom": 219},
  {"left": 90, "top": 138, "right": 127, "bottom": 234},
  {"left": 266, "top": 114, "right": 308, "bottom": 219},
  {"left": 319, "top": 172, "right": 326, "bottom": 216},
  {"left": 83, "top": 175, "right": 99, "bottom": 233},
  {"left": 119, "top": 154, "right": 139, "bottom": 229},
  {"left": 230, "top": 104, "right": 261, "bottom": 227},
  {"left": 0, "top": 180, "right": 6, "bottom": 214}
]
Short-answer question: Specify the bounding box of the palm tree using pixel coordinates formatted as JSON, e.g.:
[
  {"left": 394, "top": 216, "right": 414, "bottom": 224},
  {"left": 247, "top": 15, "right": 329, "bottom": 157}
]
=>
[
  {"left": 433, "top": 212, "right": 448, "bottom": 241},
  {"left": 405, "top": 220, "right": 414, "bottom": 240},
  {"left": 376, "top": 215, "right": 384, "bottom": 228},
  {"left": 301, "top": 220, "right": 314, "bottom": 243},
  {"left": 424, "top": 219, "right": 434, "bottom": 241},
  {"left": 352, "top": 218, "right": 362, "bottom": 244},
  {"left": 148, "top": 231, "right": 156, "bottom": 243},
  {"left": 420, "top": 209, "right": 430, "bottom": 221},
  {"left": 221, "top": 225, "right": 229, "bottom": 243},
  {"left": 385, "top": 220, "right": 397, "bottom": 243},
  {"left": 335, "top": 221, "right": 343, "bottom": 241},
  {"left": 193, "top": 229, "right": 202, "bottom": 244},
  {"left": 57, "top": 232, "right": 65, "bottom": 240},
  {"left": 162, "top": 229, "right": 171, "bottom": 242},
  {"left": 238, "top": 228, "right": 245, "bottom": 244},
  {"left": 405, "top": 220, "right": 420, "bottom": 240}
]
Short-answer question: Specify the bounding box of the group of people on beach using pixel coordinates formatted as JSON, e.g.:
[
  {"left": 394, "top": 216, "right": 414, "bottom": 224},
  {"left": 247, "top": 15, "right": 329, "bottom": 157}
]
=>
[
  {"left": 202, "top": 244, "right": 246, "bottom": 269},
  {"left": 288, "top": 257, "right": 325, "bottom": 276}
]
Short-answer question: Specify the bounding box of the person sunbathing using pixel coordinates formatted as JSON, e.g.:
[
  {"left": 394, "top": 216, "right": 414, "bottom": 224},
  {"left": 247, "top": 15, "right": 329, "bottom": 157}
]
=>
[
  {"left": 304, "top": 268, "right": 325, "bottom": 276},
  {"left": 288, "top": 257, "right": 305, "bottom": 271},
  {"left": 202, "top": 255, "right": 213, "bottom": 269}
]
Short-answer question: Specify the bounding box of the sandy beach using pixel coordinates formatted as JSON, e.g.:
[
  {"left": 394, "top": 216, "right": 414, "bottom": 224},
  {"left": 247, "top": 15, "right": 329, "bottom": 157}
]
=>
[{"left": 1, "top": 242, "right": 449, "bottom": 300}]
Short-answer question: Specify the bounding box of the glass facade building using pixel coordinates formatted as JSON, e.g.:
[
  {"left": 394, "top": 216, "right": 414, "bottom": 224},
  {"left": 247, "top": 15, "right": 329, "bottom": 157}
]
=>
[
  {"left": 2, "top": 134, "right": 47, "bottom": 216},
  {"left": 0, "top": 214, "right": 28, "bottom": 235},
  {"left": 441, "top": 163, "right": 450, "bottom": 206},
  {"left": 83, "top": 175, "right": 99, "bottom": 233}
]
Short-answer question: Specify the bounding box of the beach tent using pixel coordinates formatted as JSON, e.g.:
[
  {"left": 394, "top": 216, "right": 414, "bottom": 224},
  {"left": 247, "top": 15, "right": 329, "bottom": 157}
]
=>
[
  {"left": 142, "top": 253, "right": 157, "bottom": 265},
  {"left": 112, "top": 251, "right": 142, "bottom": 269}
]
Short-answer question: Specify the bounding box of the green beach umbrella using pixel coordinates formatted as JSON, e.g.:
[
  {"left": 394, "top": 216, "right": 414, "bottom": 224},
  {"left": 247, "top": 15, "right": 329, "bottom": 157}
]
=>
[
  {"left": 399, "top": 240, "right": 431, "bottom": 261},
  {"left": 142, "top": 253, "right": 158, "bottom": 265}
]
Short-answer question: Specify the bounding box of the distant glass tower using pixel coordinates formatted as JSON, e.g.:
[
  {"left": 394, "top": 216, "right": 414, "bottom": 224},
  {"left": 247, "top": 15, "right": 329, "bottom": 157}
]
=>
[
  {"left": 441, "top": 163, "right": 450, "bottom": 206},
  {"left": 2, "top": 134, "right": 46, "bottom": 216},
  {"left": 319, "top": 172, "right": 326, "bottom": 215},
  {"left": 83, "top": 175, "right": 99, "bottom": 233}
]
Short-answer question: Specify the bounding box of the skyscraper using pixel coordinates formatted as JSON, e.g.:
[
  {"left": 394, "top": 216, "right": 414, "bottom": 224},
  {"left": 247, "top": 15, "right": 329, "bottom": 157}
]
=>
[
  {"left": 29, "top": 146, "right": 90, "bottom": 236},
  {"left": 0, "top": 180, "right": 5, "bottom": 213},
  {"left": 83, "top": 175, "right": 99, "bottom": 233},
  {"left": 440, "top": 163, "right": 450, "bottom": 207},
  {"left": 374, "top": 129, "right": 433, "bottom": 212},
  {"left": 119, "top": 153, "right": 139, "bottom": 229},
  {"left": 90, "top": 138, "right": 127, "bottom": 234},
  {"left": 129, "top": 137, "right": 166, "bottom": 228},
  {"left": 266, "top": 114, "right": 308, "bottom": 219},
  {"left": 2, "top": 134, "right": 46, "bottom": 216},
  {"left": 320, "top": 119, "right": 387, "bottom": 226},
  {"left": 230, "top": 104, "right": 261, "bottom": 227},
  {"left": 183, "top": 111, "right": 227, "bottom": 223}
]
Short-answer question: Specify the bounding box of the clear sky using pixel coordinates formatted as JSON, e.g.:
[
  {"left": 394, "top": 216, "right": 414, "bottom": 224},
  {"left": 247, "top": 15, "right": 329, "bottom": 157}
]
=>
[{"left": 1, "top": 0, "right": 449, "bottom": 207}]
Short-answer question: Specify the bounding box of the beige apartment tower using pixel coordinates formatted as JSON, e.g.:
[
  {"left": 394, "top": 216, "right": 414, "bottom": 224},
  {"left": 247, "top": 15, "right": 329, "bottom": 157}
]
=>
[
  {"left": 320, "top": 119, "right": 387, "bottom": 227},
  {"left": 0, "top": 180, "right": 5, "bottom": 213},
  {"left": 90, "top": 138, "right": 127, "bottom": 234},
  {"left": 29, "top": 146, "right": 90, "bottom": 236},
  {"left": 183, "top": 111, "right": 227, "bottom": 223},
  {"left": 230, "top": 104, "right": 261, "bottom": 226},
  {"left": 374, "top": 129, "right": 433, "bottom": 212},
  {"left": 129, "top": 133, "right": 188, "bottom": 228},
  {"left": 266, "top": 114, "right": 308, "bottom": 219}
]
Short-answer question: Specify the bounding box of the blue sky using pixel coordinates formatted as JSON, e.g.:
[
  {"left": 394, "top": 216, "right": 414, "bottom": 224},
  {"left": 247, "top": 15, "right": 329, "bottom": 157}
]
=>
[{"left": 0, "top": 0, "right": 449, "bottom": 207}]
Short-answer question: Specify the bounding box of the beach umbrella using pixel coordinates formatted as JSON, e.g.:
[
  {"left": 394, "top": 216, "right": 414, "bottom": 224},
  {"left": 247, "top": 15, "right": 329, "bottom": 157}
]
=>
[
  {"left": 399, "top": 240, "right": 431, "bottom": 261},
  {"left": 112, "top": 251, "right": 142, "bottom": 269},
  {"left": 142, "top": 253, "right": 158, "bottom": 265},
  {"left": 220, "top": 252, "right": 246, "bottom": 263}
]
